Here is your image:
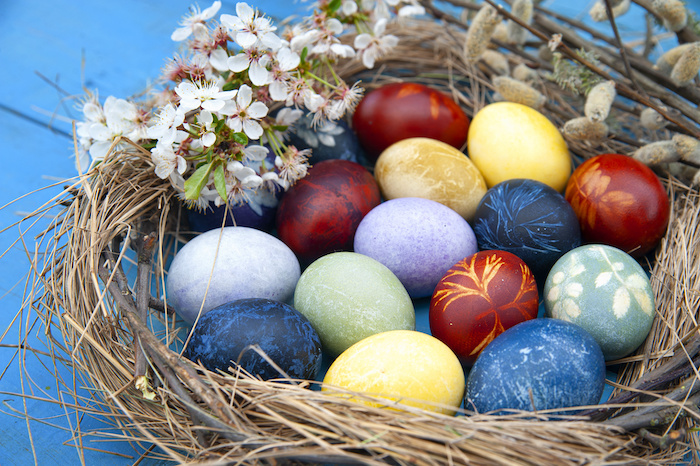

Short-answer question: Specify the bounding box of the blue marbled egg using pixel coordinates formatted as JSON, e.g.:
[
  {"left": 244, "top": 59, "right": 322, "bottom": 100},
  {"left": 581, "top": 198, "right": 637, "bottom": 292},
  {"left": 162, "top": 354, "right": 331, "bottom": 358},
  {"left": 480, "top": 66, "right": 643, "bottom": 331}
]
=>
[
  {"left": 287, "top": 113, "right": 366, "bottom": 165},
  {"left": 472, "top": 178, "right": 581, "bottom": 286},
  {"left": 186, "top": 188, "right": 281, "bottom": 233},
  {"left": 183, "top": 298, "right": 322, "bottom": 380},
  {"left": 465, "top": 318, "right": 606, "bottom": 414}
]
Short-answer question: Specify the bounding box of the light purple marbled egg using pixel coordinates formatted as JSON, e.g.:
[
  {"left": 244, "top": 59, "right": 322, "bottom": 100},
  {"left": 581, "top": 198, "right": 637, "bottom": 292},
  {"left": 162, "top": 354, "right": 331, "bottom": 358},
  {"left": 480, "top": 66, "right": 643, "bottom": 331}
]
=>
[
  {"left": 167, "top": 227, "right": 301, "bottom": 324},
  {"left": 354, "top": 197, "right": 478, "bottom": 298}
]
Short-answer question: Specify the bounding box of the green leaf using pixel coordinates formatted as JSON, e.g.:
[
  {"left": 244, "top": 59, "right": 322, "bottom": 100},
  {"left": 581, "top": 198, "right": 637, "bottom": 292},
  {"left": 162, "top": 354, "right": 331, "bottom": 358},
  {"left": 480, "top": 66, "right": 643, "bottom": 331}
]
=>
[
  {"left": 184, "top": 162, "right": 213, "bottom": 200},
  {"left": 300, "top": 46, "right": 308, "bottom": 64},
  {"left": 328, "top": 0, "right": 342, "bottom": 13},
  {"left": 232, "top": 132, "right": 249, "bottom": 145},
  {"left": 214, "top": 163, "right": 227, "bottom": 202}
]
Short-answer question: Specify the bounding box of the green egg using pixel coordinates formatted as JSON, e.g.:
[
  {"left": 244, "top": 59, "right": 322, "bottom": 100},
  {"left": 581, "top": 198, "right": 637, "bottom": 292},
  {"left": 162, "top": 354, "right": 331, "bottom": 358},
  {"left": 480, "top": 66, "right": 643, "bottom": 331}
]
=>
[{"left": 294, "top": 252, "right": 415, "bottom": 356}]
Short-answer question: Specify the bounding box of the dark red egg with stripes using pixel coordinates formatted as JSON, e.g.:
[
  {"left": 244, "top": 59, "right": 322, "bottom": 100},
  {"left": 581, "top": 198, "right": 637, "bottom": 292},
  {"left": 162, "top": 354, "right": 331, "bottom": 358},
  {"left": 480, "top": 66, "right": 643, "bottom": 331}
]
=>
[
  {"left": 276, "top": 159, "right": 381, "bottom": 265},
  {"left": 352, "top": 82, "right": 470, "bottom": 162},
  {"left": 429, "top": 250, "right": 539, "bottom": 368}
]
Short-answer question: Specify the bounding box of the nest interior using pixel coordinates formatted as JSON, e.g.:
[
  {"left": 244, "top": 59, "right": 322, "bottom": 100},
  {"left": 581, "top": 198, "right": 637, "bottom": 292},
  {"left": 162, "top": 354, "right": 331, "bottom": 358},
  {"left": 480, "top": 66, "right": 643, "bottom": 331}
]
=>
[{"left": 7, "top": 2, "right": 700, "bottom": 465}]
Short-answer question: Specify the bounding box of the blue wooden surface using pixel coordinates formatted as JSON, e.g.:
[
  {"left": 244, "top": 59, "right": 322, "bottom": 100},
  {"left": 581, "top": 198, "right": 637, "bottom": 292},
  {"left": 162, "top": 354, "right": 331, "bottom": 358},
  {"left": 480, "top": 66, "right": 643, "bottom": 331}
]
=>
[{"left": 1, "top": 1, "right": 699, "bottom": 465}]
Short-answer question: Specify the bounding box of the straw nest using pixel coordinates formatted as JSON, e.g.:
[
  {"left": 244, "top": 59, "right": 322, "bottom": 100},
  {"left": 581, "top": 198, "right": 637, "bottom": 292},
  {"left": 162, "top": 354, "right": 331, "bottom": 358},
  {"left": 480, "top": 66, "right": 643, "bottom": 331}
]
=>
[{"left": 10, "top": 1, "right": 700, "bottom": 464}]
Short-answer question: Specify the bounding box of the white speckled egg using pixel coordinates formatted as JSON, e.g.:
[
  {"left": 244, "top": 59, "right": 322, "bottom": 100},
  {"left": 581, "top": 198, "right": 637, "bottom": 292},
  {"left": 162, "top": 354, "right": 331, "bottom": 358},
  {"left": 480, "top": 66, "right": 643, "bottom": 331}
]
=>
[
  {"left": 167, "top": 227, "right": 301, "bottom": 324},
  {"left": 354, "top": 197, "right": 478, "bottom": 298}
]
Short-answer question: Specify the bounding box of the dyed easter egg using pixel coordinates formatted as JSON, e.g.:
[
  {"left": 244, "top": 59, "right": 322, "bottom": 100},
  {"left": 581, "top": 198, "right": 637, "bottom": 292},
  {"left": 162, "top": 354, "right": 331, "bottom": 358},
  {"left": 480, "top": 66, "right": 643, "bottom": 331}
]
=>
[
  {"left": 183, "top": 298, "right": 322, "bottom": 380},
  {"left": 287, "top": 112, "right": 365, "bottom": 164},
  {"left": 430, "top": 250, "right": 539, "bottom": 367},
  {"left": 374, "top": 137, "right": 487, "bottom": 220},
  {"left": 166, "top": 227, "right": 300, "bottom": 324},
  {"left": 467, "top": 102, "right": 571, "bottom": 192},
  {"left": 472, "top": 178, "right": 581, "bottom": 285},
  {"left": 276, "top": 160, "right": 381, "bottom": 264},
  {"left": 323, "top": 330, "right": 465, "bottom": 415},
  {"left": 353, "top": 82, "right": 470, "bottom": 161},
  {"left": 186, "top": 188, "right": 280, "bottom": 233},
  {"left": 294, "top": 252, "right": 415, "bottom": 356},
  {"left": 544, "top": 244, "right": 656, "bottom": 360},
  {"left": 565, "top": 153, "right": 670, "bottom": 257},
  {"left": 465, "top": 318, "right": 606, "bottom": 413},
  {"left": 353, "top": 197, "right": 478, "bottom": 298}
]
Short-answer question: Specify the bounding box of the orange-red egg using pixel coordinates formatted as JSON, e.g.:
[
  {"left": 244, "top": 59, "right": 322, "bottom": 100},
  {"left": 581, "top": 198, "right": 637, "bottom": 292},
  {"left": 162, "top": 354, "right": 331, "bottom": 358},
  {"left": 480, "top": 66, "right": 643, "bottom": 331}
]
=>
[
  {"left": 565, "top": 153, "right": 670, "bottom": 257},
  {"left": 429, "top": 250, "right": 539, "bottom": 368},
  {"left": 352, "top": 82, "right": 470, "bottom": 162}
]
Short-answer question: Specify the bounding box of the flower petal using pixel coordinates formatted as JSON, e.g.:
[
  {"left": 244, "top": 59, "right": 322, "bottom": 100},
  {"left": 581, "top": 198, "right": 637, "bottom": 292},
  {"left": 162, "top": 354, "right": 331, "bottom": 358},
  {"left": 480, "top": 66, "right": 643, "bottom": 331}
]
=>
[
  {"left": 227, "top": 53, "right": 251, "bottom": 72},
  {"left": 248, "top": 101, "right": 269, "bottom": 119}
]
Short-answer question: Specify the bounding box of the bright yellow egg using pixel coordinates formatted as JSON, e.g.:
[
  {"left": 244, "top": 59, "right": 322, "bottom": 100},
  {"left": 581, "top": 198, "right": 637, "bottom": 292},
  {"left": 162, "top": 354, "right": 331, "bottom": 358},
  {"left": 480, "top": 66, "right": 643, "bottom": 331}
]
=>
[
  {"left": 467, "top": 102, "right": 572, "bottom": 192},
  {"left": 322, "top": 330, "right": 465, "bottom": 415}
]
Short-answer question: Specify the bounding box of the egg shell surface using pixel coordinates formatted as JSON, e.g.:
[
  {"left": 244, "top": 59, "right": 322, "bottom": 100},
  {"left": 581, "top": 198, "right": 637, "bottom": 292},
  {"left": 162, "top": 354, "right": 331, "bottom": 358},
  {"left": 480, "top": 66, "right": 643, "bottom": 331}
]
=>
[
  {"left": 354, "top": 197, "right": 478, "bottom": 298},
  {"left": 287, "top": 112, "right": 365, "bottom": 165},
  {"left": 323, "top": 330, "right": 465, "bottom": 415},
  {"left": 276, "top": 159, "right": 381, "bottom": 265},
  {"left": 565, "top": 153, "right": 670, "bottom": 257},
  {"left": 294, "top": 252, "right": 415, "bottom": 356},
  {"left": 430, "top": 250, "right": 539, "bottom": 367},
  {"left": 183, "top": 298, "right": 322, "bottom": 380},
  {"left": 166, "top": 226, "right": 301, "bottom": 324},
  {"left": 374, "top": 137, "right": 487, "bottom": 221},
  {"left": 467, "top": 102, "right": 571, "bottom": 192},
  {"left": 352, "top": 82, "right": 471, "bottom": 161},
  {"left": 466, "top": 318, "right": 606, "bottom": 413},
  {"left": 472, "top": 178, "right": 581, "bottom": 285},
  {"left": 544, "top": 244, "right": 656, "bottom": 360}
]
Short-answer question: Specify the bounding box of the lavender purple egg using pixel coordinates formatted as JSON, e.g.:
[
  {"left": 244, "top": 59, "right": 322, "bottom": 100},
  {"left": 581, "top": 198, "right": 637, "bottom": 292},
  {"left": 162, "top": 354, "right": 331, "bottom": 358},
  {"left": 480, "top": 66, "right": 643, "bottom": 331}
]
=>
[
  {"left": 353, "top": 197, "right": 478, "bottom": 298},
  {"left": 166, "top": 226, "right": 301, "bottom": 324}
]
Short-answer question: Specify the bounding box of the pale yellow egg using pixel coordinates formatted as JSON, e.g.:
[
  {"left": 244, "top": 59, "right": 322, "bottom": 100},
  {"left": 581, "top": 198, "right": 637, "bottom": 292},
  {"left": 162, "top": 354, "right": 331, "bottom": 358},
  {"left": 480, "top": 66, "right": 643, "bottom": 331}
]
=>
[
  {"left": 467, "top": 102, "right": 572, "bottom": 192},
  {"left": 322, "top": 330, "right": 465, "bottom": 415},
  {"left": 374, "top": 137, "right": 487, "bottom": 221}
]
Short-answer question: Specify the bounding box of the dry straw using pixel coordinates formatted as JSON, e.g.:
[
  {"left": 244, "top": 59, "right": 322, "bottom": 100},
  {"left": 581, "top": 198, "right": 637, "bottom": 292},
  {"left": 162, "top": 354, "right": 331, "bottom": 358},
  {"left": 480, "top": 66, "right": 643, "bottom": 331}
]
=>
[{"left": 4, "top": 0, "right": 700, "bottom": 464}]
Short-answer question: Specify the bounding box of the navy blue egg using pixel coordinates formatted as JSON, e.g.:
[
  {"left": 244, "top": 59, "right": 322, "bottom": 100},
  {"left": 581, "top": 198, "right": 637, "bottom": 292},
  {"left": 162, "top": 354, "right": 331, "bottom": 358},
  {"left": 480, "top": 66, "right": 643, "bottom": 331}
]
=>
[
  {"left": 183, "top": 298, "right": 322, "bottom": 380},
  {"left": 472, "top": 178, "right": 581, "bottom": 285},
  {"left": 186, "top": 192, "right": 280, "bottom": 233},
  {"left": 287, "top": 112, "right": 367, "bottom": 165},
  {"left": 465, "top": 318, "right": 606, "bottom": 414}
]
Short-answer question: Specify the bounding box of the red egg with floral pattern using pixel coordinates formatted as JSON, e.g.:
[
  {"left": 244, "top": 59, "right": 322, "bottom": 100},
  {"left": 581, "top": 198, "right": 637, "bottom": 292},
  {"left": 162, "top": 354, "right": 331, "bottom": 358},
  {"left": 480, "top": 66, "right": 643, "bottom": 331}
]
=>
[
  {"left": 352, "top": 82, "right": 470, "bottom": 162},
  {"left": 429, "top": 250, "right": 539, "bottom": 368},
  {"left": 276, "top": 159, "right": 381, "bottom": 265},
  {"left": 565, "top": 153, "right": 670, "bottom": 258}
]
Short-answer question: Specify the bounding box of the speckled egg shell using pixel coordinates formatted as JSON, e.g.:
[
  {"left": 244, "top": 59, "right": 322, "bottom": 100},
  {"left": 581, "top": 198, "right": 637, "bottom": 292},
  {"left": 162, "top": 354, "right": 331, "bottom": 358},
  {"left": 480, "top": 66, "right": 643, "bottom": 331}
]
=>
[
  {"left": 323, "top": 330, "right": 465, "bottom": 415},
  {"left": 465, "top": 318, "right": 606, "bottom": 414},
  {"left": 354, "top": 197, "right": 478, "bottom": 298},
  {"left": 374, "top": 137, "right": 487, "bottom": 221},
  {"left": 294, "top": 252, "right": 415, "bottom": 356},
  {"left": 565, "top": 153, "right": 670, "bottom": 257},
  {"left": 276, "top": 159, "right": 381, "bottom": 265},
  {"left": 472, "top": 178, "right": 581, "bottom": 285},
  {"left": 166, "top": 227, "right": 301, "bottom": 324},
  {"left": 544, "top": 244, "right": 656, "bottom": 360},
  {"left": 430, "top": 250, "right": 539, "bottom": 367},
  {"left": 183, "top": 298, "right": 322, "bottom": 380}
]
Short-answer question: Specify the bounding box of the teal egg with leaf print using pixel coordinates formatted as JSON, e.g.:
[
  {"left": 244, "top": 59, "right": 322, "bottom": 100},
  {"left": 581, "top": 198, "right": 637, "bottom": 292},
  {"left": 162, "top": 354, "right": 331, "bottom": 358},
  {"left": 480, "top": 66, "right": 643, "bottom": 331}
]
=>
[{"left": 544, "top": 244, "right": 655, "bottom": 361}]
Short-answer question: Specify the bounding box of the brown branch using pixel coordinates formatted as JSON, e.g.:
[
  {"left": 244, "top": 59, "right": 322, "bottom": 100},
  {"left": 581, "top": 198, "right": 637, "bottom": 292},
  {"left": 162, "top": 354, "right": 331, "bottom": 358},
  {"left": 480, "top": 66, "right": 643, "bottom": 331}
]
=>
[
  {"left": 604, "top": 0, "right": 642, "bottom": 93},
  {"left": 133, "top": 221, "right": 158, "bottom": 380}
]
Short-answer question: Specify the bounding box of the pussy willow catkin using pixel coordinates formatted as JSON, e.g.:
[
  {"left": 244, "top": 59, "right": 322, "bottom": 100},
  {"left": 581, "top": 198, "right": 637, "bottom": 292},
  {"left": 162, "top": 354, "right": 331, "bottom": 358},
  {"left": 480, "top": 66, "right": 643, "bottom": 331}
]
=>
[
  {"left": 481, "top": 50, "right": 510, "bottom": 75},
  {"left": 562, "top": 116, "right": 609, "bottom": 141},
  {"left": 633, "top": 140, "right": 680, "bottom": 165},
  {"left": 671, "top": 42, "right": 700, "bottom": 87},
  {"left": 512, "top": 63, "right": 538, "bottom": 85},
  {"left": 673, "top": 134, "right": 700, "bottom": 165},
  {"left": 655, "top": 42, "right": 697, "bottom": 74},
  {"left": 652, "top": 0, "right": 688, "bottom": 32},
  {"left": 589, "top": 0, "right": 631, "bottom": 22},
  {"left": 492, "top": 76, "right": 545, "bottom": 109},
  {"left": 464, "top": 4, "right": 501, "bottom": 62},
  {"left": 584, "top": 80, "right": 616, "bottom": 122},
  {"left": 640, "top": 107, "right": 668, "bottom": 131},
  {"left": 506, "top": 0, "right": 533, "bottom": 45}
]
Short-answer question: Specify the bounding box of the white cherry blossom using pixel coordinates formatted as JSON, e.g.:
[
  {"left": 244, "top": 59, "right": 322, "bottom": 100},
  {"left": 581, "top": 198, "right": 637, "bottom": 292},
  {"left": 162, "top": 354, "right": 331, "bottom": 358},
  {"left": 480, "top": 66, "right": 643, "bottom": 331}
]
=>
[
  {"left": 222, "top": 84, "right": 269, "bottom": 140},
  {"left": 354, "top": 19, "right": 399, "bottom": 69},
  {"left": 227, "top": 46, "right": 272, "bottom": 86},
  {"left": 171, "top": 1, "right": 221, "bottom": 41},
  {"left": 220, "top": 2, "right": 282, "bottom": 51},
  {"left": 175, "top": 80, "right": 237, "bottom": 112},
  {"left": 151, "top": 141, "right": 187, "bottom": 179}
]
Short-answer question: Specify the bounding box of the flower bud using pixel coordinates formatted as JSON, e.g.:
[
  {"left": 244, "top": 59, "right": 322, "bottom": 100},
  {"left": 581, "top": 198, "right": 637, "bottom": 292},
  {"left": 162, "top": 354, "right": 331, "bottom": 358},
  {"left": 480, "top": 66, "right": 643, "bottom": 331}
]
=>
[
  {"left": 640, "top": 107, "right": 668, "bottom": 131},
  {"left": 589, "top": 0, "right": 630, "bottom": 22},
  {"left": 481, "top": 50, "right": 510, "bottom": 75},
  {"left": 492, "top": 76, "right": 545, "bottom": 109},
  {"left": 584, "top": 80, "right": 616, "bottom": 122},
  {"left": 464, "top": 4, "right": 501, "bottom": 62},
  {"left": 654, "top": 42, "right": 697, "bottom": 75},
  {"left": 561, "top": 116, "right": 608, "bottom": 141},
  {"left": 671, "top": 42, "right": 700, "bottom": 87},
  {"left": 512, "top": 63, "right": 538, "bottom": 85},
  {"left": 633, "top": 140, "right": 679, "bottom": 165},
  {"left": 652, "top": 0, "right": 687, "bottom": 32},
  {"left": 506, "top": 0, "right": 533, "bottom": 46},
  {"left": 673, "top": 134, "right": 700, "bottom": 165}
]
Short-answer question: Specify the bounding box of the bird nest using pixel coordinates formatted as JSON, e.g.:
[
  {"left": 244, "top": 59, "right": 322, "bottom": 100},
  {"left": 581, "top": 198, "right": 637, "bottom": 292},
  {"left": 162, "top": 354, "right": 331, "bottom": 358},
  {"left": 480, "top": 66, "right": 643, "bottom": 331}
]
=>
[{"left": 8, "top": 1, "right": 700, "bottom": 464}]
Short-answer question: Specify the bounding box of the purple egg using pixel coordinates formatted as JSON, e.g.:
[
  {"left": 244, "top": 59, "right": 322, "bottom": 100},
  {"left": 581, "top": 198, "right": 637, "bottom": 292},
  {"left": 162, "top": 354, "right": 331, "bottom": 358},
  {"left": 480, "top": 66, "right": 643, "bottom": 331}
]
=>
[{"left": 354, "top": 197, "right": 478, "bottom": 298}]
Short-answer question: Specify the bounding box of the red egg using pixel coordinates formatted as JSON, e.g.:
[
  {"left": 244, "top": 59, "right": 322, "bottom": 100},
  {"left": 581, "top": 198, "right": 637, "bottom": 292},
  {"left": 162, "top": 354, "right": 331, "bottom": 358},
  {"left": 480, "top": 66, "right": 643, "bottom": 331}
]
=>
[
  {"left": 352, "top": 82, "right": 470, "bottom": 162},
  {"left": 565, "top": 153, "right": 670, "bottom": 257},
  {"left": 429, "top": 250, "right": 539, "bottom": 368},
  {"left": 276, "top": 159, "right": 381, "bottom": 264}
]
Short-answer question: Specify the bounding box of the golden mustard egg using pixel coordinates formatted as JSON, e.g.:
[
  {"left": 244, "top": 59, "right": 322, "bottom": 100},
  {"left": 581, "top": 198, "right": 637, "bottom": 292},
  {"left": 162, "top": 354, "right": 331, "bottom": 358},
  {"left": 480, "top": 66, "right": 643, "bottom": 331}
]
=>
[
  {"left": 322, "top": 330, "right": 465, "bottom": 415},
  {"left": 467, "top": 102, "right": 571, "bottom": 192},
  {"left": 374, "top": 137, "right": 487, "bottom": 221}
]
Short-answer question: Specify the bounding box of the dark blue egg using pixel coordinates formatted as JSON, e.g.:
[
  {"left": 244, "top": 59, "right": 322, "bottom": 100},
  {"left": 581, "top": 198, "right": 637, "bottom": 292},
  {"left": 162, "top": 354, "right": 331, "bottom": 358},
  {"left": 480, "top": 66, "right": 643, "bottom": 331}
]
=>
[
  {"left": 183, "top": 298, "right": 322, "bottom": 380},
  {"left": 465, "top": 318, "right": 606, "bottom": 414},
  {"left": 472, "top": 178, "right": 581, "bottom": 286},
  {"left": 287, "top": 112, "right": 366, "bottom": 165},
  {"left": 186, "top": 189, "right": 281, "bottom": 233}
]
